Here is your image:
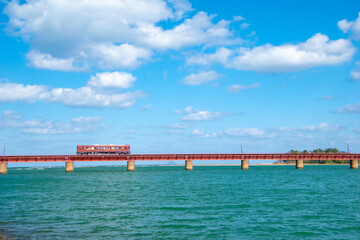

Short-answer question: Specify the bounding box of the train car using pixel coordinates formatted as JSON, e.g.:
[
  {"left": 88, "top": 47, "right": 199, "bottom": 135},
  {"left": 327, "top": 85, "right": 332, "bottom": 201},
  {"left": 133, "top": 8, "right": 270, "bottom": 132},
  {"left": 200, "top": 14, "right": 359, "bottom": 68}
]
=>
[{"left": 77, "top": 145, "right": 130, "bottom": 155}]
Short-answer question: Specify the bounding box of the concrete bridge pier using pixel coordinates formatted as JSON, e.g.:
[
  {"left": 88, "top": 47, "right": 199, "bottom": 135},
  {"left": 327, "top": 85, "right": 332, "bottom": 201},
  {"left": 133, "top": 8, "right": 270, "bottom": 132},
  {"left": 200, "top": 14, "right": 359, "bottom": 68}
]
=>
[
  {"left": 65, "top": 161, "right": 74, "bottom": 172},
  {"left": 350, "top": 160, "right": 359, "bottom": 169},
  {"left": 127, "top": 161, "right": 135, "bottom": 171},
  {"left": 296, "top": 159, "right": 304, "bottom": 169},
  {"left": 0, "top": 162, "right": 7, "bottom": 174},
  {"left": 241, "top": 159, "right": 249, "bottom": 170},
  {"left": 185, "top": 160, "right": 193, "bottom": 170}
]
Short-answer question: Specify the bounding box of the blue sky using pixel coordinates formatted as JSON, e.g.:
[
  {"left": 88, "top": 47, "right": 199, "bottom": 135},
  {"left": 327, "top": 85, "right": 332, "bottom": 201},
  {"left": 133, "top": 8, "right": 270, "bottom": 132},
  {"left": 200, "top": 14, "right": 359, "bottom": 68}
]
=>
[{"left": 1, "top": 0, "right": 360, "bottom": 166}]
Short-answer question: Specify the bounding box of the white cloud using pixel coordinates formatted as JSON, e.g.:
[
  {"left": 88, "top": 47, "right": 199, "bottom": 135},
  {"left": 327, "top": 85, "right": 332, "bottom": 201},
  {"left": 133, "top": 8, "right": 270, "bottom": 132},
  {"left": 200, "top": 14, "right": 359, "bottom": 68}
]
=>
[
  {"left": 5, "top": 0, "right": 174, "bottom": 47},
  {"left": 184, "top": 106, "right": 196, "bottom": 113},
  {"left": 173, "top": 106, "right": 226, "bottom": 121},
  {"left": 5, "top": 0, "right": 237, "bottom": 71},
  {"left": 3, "top": 110, "right": 23, "bottom": 119},
  {"left": 183, "top": 111, "right": 218, "bottom": 121},
  {"left": 247, "top": 31, "right": 256, "bottom": 37},
  {"left": 191, "top": 127, "right": 265, "bottom": 139},
  {"left": 89, "top": 43, "right": 152, "bottom": 69},
  {"left": 337, "top": 102, "right": 360, "bottom": 114},
  {"left": 350, "top": 61, "right": 360, "bottom": 81},
  {"left": 47, "top": 87, "right": 145, "bottom": 108},
  {"left": 71, "top": 117, "right": 105, "bottom": 124},
  {"left": 26, "top": 51, "right": 85, "bottom": 71},
  {"left": 224, "top": 128, "right": 264, "bottom": 137},
  {"left": 140, "top": 104, "right": 153, "bottom": 111},
  {"left": 233, "top": 16, "right": 245, "bottom": 21},
  {"left": 0, "top": 82, "right": 47, "bottom": 102},
  {"left": 138, "top": 12, "right": 239, "bottom": 50},
  {"left": 192, "top": 129, "right": 218, "bottom": 138},
  {"left": 0, "top": 111, "right": 105, "bottom": 135},
  {"left": 190, "top": 123, "right": 350, "bottom": 142},
  {"left": 88, "top": 71, "right": 136, "bottom": 88},
  {"left": 182, "top": 70, "right": 222, "bottom": 85},
  {"left": 227, "top": 83, "right": 260, "bottom": 93},
  {"left": 167, "top": 0, "right": 193, "bottom": 19},
  {"left": 300, "top": 123, "right": 343, "bottom": 132},
  {"left": 240, "top": 23, "right": 250, "bottom": 30},
  {"left": 0, "top": 73, "right": 145, "bottom": 108},
  {"left": 187, "top": 47, "right": 233, "bottom": 66},
  {"left": 175, "top": 106, "right": 225, "bottom": 121},
  {"left": 338, "top": 12, "right": 360, "bottom": 40},
  {"left": 187, "top": 33, "right": 355, "bottom": 73}
]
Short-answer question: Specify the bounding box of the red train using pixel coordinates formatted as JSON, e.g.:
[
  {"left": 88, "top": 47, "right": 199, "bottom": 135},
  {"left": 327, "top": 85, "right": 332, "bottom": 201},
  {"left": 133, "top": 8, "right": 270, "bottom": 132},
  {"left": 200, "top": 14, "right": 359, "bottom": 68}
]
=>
[{"left": 76, "top": 145, "right": 130, "bottom": 155}]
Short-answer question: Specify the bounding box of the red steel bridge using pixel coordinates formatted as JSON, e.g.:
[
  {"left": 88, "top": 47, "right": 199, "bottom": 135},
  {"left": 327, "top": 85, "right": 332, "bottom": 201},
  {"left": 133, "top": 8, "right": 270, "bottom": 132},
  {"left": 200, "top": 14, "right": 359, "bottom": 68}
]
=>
[
  {"left": 1, "top": 153, "right": 360, "bottom": 162},
  {"left": 1, "top": 153, "right": 359, "bottom": 173}
]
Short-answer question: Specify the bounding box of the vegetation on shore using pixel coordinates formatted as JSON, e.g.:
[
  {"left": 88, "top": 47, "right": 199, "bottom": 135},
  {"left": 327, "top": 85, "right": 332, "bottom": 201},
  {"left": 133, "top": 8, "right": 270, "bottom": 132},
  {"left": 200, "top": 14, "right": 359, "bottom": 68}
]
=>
[{"left": 274, "top": 148, "right": 350, "bottom": 164}]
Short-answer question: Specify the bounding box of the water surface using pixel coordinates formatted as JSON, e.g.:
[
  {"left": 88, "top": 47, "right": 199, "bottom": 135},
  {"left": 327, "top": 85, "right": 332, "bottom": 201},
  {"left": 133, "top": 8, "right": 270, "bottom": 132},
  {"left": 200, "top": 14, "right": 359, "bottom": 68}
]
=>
[{"left": 1, "top": 165, "right": 359, "bottom": 239}]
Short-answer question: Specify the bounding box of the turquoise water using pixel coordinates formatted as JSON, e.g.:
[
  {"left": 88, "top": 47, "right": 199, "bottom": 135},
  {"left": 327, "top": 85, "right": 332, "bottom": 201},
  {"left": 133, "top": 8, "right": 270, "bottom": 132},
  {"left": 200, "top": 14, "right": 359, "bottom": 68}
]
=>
[{"left": 1, "top": 165, "right": 359, "bottom": 239}]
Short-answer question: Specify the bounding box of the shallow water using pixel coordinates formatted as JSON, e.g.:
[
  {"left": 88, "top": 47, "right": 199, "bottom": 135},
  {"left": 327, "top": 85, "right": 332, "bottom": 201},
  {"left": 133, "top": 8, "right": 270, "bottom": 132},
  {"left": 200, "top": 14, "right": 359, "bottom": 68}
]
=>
[{"left": 1, "top": 165, "right": 359, "bottom": 239}]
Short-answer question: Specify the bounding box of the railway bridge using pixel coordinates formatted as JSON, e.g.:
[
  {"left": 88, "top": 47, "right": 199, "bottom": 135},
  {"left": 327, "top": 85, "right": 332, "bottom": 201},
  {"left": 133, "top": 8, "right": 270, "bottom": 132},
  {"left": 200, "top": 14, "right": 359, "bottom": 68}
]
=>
[{"left": 0, "top": 153, "right": 359, "bottom": 173}]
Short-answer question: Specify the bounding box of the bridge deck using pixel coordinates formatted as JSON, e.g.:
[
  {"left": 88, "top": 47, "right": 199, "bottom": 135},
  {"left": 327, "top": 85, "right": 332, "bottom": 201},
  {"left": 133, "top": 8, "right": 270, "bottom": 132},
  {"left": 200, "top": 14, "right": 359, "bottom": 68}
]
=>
[{"left": 1, "top": 153, "right": 359, "bottom": 162}]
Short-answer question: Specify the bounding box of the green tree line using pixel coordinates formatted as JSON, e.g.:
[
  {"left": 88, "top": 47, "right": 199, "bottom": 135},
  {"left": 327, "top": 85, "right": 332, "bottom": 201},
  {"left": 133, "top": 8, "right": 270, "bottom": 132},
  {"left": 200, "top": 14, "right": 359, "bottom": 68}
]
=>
[{"left": 277, "top": 148, "right": 350, "bottom": 164}]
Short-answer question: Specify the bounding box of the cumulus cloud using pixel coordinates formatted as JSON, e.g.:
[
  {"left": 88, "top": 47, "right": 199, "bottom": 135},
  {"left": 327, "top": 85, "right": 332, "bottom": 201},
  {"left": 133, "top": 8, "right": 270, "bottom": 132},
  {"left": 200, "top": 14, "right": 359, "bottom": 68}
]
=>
[
  {"left": 183, "top": 111, "right": 222, "bottom": 121},
  {"left": 338, "top": 12, "right": 360, "bottom": 40},
  {"left": 4, "top": 0, "right": 238, "bottom": 71},
  {"left": 88, "top": 72, "right": 136, "bottom": 88},
  {"left": 227, "top": 83, "right": 260, "bottom": 93},
  {"left": 26, "top": 51, "right": 86, "bottom": 71},
  {"left": 0, "top": 82, "right": 47, "bottom": 102},
  {"left": 187, "top": 33, "right": 355, "bottom": 73},
  {"left": 138, "top": 12, "right": 239, "bottom": 50},
  {"left": 89, "top": 43, "right": 152, "bottom": 69},
  {"left": 5, "top": 0, "right": 173, "bottom": 48},
  {"left": 3, "top": 110, "right": 23, "bottom": 119},
  {"left": 300, "top": 123, "right": 343, "bottom": 132},
  {"left": 182, "top": 70, "right": 222, "bottom": 85},
  {"left": 187, "top": 47, "right": 233, "bottom": 66},
  {"left": 233, "top": 15, "right": 245, "bottom": 21},
  {"left": 0, "top": 72, "right": 145, "bottom": 108},
  {"left": 0, "top": 111, "right": 105, "bottom": 135},
  {"left": 190, "top": 122, "right": 350, "bottom": 141},
  {"left": 350, "top": 62, "right": 360, "bottom": 81},
  {"left": 337, "top": 102, "right": 360, "bottom": 113},
  {"left": 178, "top": 106, "right": 224, "bottom": 121},
  {"left": 192, "top": 129, "right": 218, "bottom": 138},
  {"left": 167, "top": 0, "right": 193, "bottom": 19},
  {"left": 46, "top": 87, "right": 144, "bottom": 108}
]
